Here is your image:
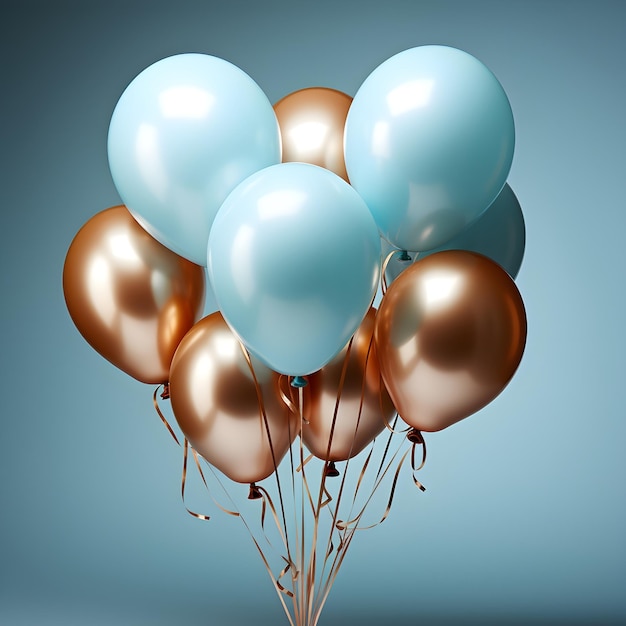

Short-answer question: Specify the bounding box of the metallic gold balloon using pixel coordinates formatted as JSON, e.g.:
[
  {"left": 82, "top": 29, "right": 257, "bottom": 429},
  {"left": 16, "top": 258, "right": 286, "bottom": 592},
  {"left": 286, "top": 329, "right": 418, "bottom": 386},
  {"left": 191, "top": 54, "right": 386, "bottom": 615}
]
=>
[
  {"left": 302, "top": 309, "right": 396, "bottom": 461},
  {"left": 375, "top": 251, "right": 526, "bottom": 432},
  {"left": 63, "top": 206, "right": 205, "bottom": 384},
  {"left": 274, "top": 87, "right": 352, "bottom": 182},
  {"left": 169, "top": 313, "right": 298, "bottom": 484}
]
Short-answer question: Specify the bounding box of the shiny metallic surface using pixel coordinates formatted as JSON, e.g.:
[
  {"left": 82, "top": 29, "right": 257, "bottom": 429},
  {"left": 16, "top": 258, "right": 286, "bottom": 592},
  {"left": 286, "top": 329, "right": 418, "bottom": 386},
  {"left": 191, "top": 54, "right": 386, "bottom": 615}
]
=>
[
  {"left": 274, "top": 87, "right": 352, "bottom": 182},
  {"left": 375, "top": 251, "right": 526, "bottom": 432},
  {"left": 63, "top": 206, "right": 205, "bottom": 384},
  {"left": 169, "top": 313, "right": 298, "bottom": 484},
  {"left": 302, "top": 308, "right": 395, "bottom": 461}
]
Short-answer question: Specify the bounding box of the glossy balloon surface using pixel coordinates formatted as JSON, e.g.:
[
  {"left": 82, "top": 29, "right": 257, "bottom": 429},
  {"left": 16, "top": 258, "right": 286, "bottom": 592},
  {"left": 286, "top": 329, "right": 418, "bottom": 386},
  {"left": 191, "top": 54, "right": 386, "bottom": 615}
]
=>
[
  {"left": 108, "top": 53, "right": 281, "bottom": 265},
  {"left": 345, "top": 45, "right": 515, "bottom": 252},
  {"left": 383, "top": 184, "right": 526, "bottom": 283},
  {"left": 302, "top": 309, "right": 395, "bottom": 462},
  {"left": 375, "top": 251, "right": 526, "bottom": 432},
  {"left": 417, "top": 183, "right": 525, "bottom": 279},
  {"left": 169, "top": 313, "right": 298, "bottom": 484},
  {"left": 274, "top": 87, "right": 352, "bottom": 181},
  {"left": 63, "top": 206, "right": 205, "bottom": 383},
  {"left": 208, "top": 162, "right": 381, "bottom": 376}
]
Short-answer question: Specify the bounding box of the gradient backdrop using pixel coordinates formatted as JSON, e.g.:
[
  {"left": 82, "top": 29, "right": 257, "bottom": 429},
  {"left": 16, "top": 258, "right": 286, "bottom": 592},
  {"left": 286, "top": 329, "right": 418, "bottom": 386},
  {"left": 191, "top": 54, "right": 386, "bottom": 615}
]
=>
[{"left": 1, "top": 1, "right": 625, "bottom": 624}]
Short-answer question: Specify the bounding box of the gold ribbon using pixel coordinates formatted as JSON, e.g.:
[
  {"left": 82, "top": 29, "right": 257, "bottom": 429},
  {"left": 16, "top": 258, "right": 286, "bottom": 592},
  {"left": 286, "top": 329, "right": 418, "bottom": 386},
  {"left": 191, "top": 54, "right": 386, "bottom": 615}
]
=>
[{"left": 152, "top": 384, "right": 180, "bottom": 446}]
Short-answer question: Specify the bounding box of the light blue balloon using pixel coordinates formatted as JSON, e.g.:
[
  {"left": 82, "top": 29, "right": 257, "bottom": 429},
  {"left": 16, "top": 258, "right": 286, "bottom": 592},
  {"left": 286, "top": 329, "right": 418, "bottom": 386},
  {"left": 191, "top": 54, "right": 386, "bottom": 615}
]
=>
[
  {"left": 108, "top": 53, "right": 281, "bottom": 265},
  {"left": 383, "top": 183, "right": 526, "bottom": 282},
  {"left": 208, "top": 163, "right": 381, "bottom": 376},
  {"left": 344, "top": 45, "right": 515, "bottom": 252},
  {"left": 417, "top": 183, "right": 526, "bottom": 279}
]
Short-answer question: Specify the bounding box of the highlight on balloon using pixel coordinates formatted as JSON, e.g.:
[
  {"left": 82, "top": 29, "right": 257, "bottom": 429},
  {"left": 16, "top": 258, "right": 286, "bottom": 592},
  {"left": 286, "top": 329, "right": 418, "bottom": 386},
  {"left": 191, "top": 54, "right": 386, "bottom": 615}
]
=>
[{"left": 63, "top": 46, "right": 527, "bottom": 626}]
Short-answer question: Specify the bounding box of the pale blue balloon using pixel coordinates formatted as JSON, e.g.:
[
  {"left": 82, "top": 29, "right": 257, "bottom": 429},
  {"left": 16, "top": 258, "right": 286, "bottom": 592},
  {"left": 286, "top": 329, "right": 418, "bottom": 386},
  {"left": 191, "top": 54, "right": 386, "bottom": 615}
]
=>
[
  {"left": 344, "top": 45, "right": 515, "bottom": 252},
  {"left": 208, "top": 163, "right": 381, "bottom": 376},
  {"left": 417, "top": 183, "right": 526, "bottom": 279},
  {"left": 383, "top": 183, "right": 526, "bottom": 282},
  {"left": 108, "top": 53, "right": 281, "bottom": 265}
]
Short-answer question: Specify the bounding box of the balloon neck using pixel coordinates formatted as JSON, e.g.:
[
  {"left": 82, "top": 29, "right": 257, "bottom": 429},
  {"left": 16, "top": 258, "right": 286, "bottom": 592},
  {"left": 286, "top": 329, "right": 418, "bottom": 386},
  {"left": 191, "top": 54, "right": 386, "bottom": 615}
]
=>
[
  {"left": 291, "top": 375, "right": 308, "bottom": 388},
  {"left": 248, "top": 483, "right": 263, "bottom": 500},
  {"left": 406, "top": 428, "right": 424, "bottom": 445},
  {"left": 160, "top": 382, "right": 170, "bottom": 400},
  {"left": 324, "top": 461, "right": 340, "bottom": 478},
  {"left": 398, "top": 250, "right": 411, "bottom": 261}
]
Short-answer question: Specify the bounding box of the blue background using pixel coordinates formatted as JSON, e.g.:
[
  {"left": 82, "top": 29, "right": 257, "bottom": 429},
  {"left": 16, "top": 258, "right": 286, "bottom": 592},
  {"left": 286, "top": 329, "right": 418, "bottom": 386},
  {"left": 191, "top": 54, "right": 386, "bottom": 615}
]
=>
[{"left": 1, "top": 1, "right": 625, "bottom": 624}]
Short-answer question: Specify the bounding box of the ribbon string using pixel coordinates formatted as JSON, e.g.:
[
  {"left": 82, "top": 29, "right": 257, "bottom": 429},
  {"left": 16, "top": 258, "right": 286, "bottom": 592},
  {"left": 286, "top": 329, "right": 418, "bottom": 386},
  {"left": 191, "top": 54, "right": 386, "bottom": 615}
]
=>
[
  {"left": 152, "top": 384, "right": 180, "bottom": 446},
  {"left": 151, "top": 317, "right": 428, "bottom": 625}
]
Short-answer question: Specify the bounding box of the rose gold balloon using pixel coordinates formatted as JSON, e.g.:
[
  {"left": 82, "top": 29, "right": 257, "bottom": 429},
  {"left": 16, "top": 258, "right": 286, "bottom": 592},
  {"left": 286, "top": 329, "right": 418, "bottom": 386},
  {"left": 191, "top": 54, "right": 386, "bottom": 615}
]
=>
[
  {"left": 169, "top": 313, "right": 298, "bottom": 484},
  {"left": 274, "top": 87, "right": 352, "bottom": 182},
  {"left": 302, "top": 308, "right": 396, "bottom": 461},
  {"left": 63, "top": 206, "right": 205, "bottom": 384},
  {"left": 375, "top": 251, "right": 526, "bottom": 432}
]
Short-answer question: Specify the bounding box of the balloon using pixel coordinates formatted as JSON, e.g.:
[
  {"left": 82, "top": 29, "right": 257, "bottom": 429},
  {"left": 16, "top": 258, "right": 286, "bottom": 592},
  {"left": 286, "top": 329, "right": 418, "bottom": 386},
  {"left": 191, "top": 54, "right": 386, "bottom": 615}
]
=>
[
  {"left": 302, "top": 308, "right": 395, "bottom": 462},
  {"left": 169, "top": 313, "right": 298, "bottom": 484},
  {"left": 63, "top": 206, "right": 205, "bottom": 384},
  {"left": 375, "top": 251, "right": 526, "bottom": 432},
  {"left": 416, "top": 183, "right": 525, "bottom": 279},
  {"left": 273, "top": 87, "right": 352, "bottom": 181},
  {"left": 108, "top": 53, "right": 281, "bottom": 265},
  {"left": 344, "top": 45, "right": 515, "bottom": 252},
  {"left": 208, "top": 162, "right": 381, "bottom": 377}
]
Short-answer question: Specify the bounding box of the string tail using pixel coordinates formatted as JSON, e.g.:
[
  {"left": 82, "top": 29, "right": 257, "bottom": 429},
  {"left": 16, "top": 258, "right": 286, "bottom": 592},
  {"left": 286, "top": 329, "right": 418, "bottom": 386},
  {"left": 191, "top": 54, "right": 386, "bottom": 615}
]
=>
[{"left": 152, "top": 384, "right": 180, "bottom": 446}]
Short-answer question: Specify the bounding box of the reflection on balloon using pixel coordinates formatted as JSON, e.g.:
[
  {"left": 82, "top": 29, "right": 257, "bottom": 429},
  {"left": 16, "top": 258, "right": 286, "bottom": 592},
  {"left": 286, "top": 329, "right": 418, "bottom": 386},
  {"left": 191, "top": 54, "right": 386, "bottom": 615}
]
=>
[
  {"left": 63, "top": 205, "right": 205, "bottom": 384},
  {"left": 108, "top": 53, "right": 281, "bottom": 265},
  {"left": 208, "top": 162, "right": 381, "bottom": 376},
  {"left": 345, "top": 45, "right": 515, "bottom": 252},
  {"left": 375, "top": 250, "right": 526, "bottom": 432},
  {"left": 274, "top": 87, "right": 352, "bottom": 181},
  {"left": 302, "top": 308, "right": 395, "bottom": 462},
  {"left": 169, "top": 313, "right": 298, "bottom": 484}
]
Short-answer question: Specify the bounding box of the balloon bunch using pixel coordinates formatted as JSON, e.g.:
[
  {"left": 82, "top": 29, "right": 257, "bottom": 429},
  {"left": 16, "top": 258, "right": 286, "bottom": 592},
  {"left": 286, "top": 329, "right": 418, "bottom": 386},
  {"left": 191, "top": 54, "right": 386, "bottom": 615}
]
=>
[{"left": 63, "top": 46, "right": 527, "bottom": 626}]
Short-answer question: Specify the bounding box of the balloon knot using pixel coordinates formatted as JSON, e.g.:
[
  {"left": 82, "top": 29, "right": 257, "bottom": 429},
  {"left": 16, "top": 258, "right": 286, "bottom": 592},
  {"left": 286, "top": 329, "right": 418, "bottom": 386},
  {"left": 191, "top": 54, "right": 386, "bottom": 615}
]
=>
[
  {"left": 407, "top": 428, "right": 424, "bottom": 445},
  {"left": 160, "top": 382, "right": 170, "bottom": 400},
  {"left": 291, "top": 375, "right": 308, "bottom": 388},
  {"left": 324, "top": 461, "right": 340, "bottom": 478},
  {"left": 248, "top": 483, "right": 263, "bottom": 500},
  {"left": 398, "top": 250, "right": 411, "bottom": 261}
]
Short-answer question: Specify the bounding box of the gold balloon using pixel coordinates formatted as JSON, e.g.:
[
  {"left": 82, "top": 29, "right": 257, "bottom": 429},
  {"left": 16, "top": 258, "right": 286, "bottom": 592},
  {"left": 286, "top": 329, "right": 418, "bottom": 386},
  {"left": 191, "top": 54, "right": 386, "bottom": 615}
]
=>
[
  {"left": 63, "top": 206, "right": 205, "bottom": 384},
  {"left": 302, "top": 308, "right": 396, "bottom": 461},
  {"left": 375, "top": 251, "right": 526, "bottom": 432},
  {"left": 274, "top": 87, "right": 352, "bottom": 182},
  {"left": 169, "top": 313, "right": 298, "bottom": 484}
]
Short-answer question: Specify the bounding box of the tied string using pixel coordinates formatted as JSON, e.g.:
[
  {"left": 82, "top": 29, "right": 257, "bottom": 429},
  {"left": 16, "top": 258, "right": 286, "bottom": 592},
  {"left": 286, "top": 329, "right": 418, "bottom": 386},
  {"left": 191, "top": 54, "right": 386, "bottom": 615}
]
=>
[
  {"left": 153, "top": 384, "right": 180, "bottom": 446},
  {"left": 408, "top": 429, "right": 427, "bottom": 492},
  {"left": 308, "top": 335, "right": 357, "bottom": 618},
  {"left": 278, "top": 375, "right": 308, "bottom": 424},
  {"left": 334, "top": 429, "right": 428, "bottom": 533},
  {"left": 380, "top": 250, "right": 398, "bottom": 296},
  {"left": 153, "top": 385, "right": 298, "bottom": 624},
  {"left": 336, "top": 445, "right": 410, "bottom": 532},
  {"left": 238, "top": 343, "right": 294, "bottom": 563},
  {"left": 251, "top": 483, "right": 298, "bottom": 598},
  {"left": 313, "top": 328, "right": 393, "bottom": 622},
  {"left": 153, "top": 383, "right": 215, "bottom": 521},
  {"left": 181, "top": 438, "right": 244, "bottom": 521},
  {"left": 180, "top": 439, "right": 210, "bottom": 521},
  {"left": 238, "top": 345, "right": 305, "bottom": 617},
  {"left": 380, "top": 249, "right": 414, "bottom": 296},
  {"left": 313, "top": 423, "right": 427, "bottom": 622},
  {"left": 312, "top": 442, "right": 412, "bottom": 625}
]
